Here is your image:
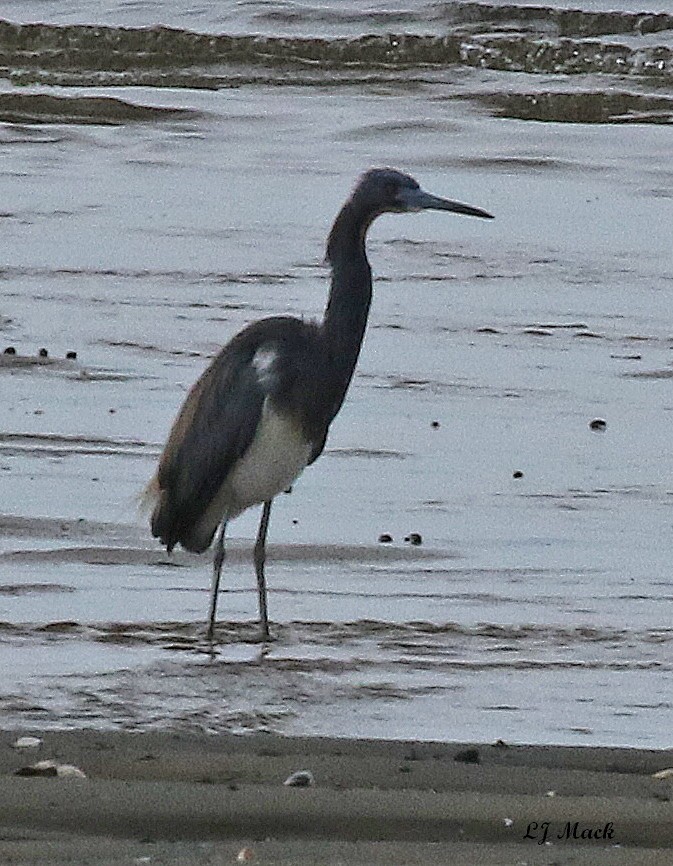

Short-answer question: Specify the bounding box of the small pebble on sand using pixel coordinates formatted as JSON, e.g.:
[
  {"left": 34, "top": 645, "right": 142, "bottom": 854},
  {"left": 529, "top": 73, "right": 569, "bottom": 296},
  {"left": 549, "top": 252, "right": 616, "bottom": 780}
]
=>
[
  {"left": 283, "top": 769, "right": 315, "bottom": 787},
  {"left": 589, "top": 418, "right": 607, "bottom": 431},
  {"left": 512, "top": 470, "right": 523, "bottom": 479},
  {"left": 404, "top": 533, "right": 422, "bottom": 546},
  {"left": 38, "top": 348, "right": 48, "bottom": 358},
  {"left": 454, "top": 748, "right": 480, "bottom": 764},
  {"left": 66, "top": 351, "right": 77, "bottom": 360},
  {"left": 378, "top": 533, "right": 393, "bottom": 544},
  {"left": 15, "top": 762, "right": 57, "bottom": 777}
]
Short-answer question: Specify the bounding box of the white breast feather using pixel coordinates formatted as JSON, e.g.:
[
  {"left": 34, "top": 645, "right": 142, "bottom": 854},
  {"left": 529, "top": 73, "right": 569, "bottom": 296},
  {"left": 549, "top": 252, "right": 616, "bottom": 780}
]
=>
[{"left": 226, "top": 398, "right": 311, "bottom": 516}]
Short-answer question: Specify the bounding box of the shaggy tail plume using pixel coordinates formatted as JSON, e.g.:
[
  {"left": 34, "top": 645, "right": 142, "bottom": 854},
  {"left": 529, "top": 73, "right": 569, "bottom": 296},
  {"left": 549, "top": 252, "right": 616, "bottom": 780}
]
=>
[
  {"left": 140, "top": 474, "right": 217, "bottom": 555},
  {"left": 138, "top": 474, "right": 160, "bottom": 518}
]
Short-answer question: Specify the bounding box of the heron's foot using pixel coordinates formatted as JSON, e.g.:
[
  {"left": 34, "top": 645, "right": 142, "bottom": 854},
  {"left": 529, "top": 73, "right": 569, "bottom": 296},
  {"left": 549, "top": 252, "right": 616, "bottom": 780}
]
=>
[
  {"left": 256, "top": 625, "right": 275, "bottom": 644},
  {"left": 204, "top": 621, "right": 275, "bottom": 644},
  {"left": 247, "top": 617, "right": 274, "bottom": 643}
]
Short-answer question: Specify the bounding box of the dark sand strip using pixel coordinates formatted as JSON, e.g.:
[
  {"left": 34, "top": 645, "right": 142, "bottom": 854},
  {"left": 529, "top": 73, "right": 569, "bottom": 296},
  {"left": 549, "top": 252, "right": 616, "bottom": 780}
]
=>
[{"left": 1, "top": 731, "right": 672, "bottom": 864}]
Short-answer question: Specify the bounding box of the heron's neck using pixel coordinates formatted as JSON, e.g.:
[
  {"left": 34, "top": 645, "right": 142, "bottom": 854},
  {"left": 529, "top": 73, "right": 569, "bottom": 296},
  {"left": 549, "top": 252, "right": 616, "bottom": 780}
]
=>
[{"left": 322, "top": 201, "right": 373, "bottom": 375}]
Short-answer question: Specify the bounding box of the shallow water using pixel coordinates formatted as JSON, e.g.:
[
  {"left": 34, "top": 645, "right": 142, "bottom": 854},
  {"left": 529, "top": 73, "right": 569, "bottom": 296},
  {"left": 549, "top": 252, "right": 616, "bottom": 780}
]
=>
[{"left": 0, "top": 0, "right": 672, "bottom": 748}]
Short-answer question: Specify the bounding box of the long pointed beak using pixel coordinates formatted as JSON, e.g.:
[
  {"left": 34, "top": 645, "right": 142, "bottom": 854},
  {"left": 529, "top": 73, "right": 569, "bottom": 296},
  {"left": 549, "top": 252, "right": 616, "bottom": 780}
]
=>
[{"left": 399, "top": 187, "right": 494, "bottom": 219}]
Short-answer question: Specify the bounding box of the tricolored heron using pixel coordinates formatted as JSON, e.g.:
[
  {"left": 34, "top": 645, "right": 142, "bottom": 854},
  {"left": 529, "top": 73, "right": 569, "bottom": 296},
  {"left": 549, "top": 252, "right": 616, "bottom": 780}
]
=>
[{"left": 145, "top": 168, "right": 493, "bottom": 639}]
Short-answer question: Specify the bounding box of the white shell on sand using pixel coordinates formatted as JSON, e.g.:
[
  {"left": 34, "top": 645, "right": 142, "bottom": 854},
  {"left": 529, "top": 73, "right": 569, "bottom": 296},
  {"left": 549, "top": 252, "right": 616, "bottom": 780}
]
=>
[
  {"left": 18, "top": 759, "right": 87, "bottom": 779},
  {"left": 236, "top": 847, "right": 255, "bottom": 862},
  {"left": 55, "top": 763, "right": 87, "bottom": 779},
  {"left": 12, "top": 736, "right": 42, "bottom": 749},
  {"left": 652, "top": 768, "right": 673, "bottom": 780},
  {"left": 283, "top": 769, "right": 315, "bottom": 787}
]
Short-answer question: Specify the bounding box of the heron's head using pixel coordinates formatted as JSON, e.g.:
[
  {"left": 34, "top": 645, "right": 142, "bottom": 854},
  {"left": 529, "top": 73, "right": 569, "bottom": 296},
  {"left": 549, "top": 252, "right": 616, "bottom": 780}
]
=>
[{"left": 354, "top": 168, "right": 494, "bottom": 220}]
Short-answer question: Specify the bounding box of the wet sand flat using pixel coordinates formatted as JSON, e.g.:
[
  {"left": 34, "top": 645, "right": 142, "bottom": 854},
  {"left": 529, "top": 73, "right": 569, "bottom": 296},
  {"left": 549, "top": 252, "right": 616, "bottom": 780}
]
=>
[
  {"left": 2, "top": 0, "right": 673, "bottom": 760},
  {"left": 1, "top": 730, "right": 673, "bottom": 865},
  {"left": 1, "top": 508, "right": 672, "bottom": 747}
]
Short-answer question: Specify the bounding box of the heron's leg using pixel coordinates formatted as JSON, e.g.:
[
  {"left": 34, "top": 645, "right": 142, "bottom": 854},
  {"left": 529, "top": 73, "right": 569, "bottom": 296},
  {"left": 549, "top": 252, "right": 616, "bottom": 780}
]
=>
[
  {"left": 253, "top": 499, "right": 273, "bottom": 639},
  {"left": 207, "top": 519, "right": 228, "bottom": 640}
]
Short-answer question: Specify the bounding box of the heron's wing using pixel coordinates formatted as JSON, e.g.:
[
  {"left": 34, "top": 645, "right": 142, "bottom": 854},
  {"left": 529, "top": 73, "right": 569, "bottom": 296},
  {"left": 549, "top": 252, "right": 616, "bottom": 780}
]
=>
[{"left": 153, "top": 345, "right": 265, "bottom": 551}]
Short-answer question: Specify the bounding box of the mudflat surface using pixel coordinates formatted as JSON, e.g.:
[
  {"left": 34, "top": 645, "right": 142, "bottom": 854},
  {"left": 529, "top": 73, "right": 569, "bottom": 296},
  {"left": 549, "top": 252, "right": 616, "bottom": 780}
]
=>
[
  {"left": 1, "top": 730, "right": 673, "bottom": 865},
  {"left": 2, "top": 0, "right": 672, "bottom": 752}
]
